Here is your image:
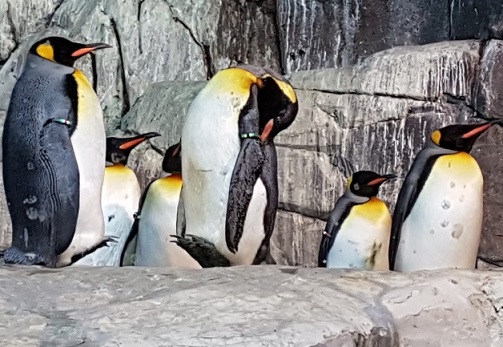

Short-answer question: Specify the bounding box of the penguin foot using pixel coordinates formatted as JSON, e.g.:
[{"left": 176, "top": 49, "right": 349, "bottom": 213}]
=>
[
  {"left": 171, "top": 234, "right": 231, "bottom": 268},
  {"left": 1, "top": 247, "right": 45, "bottom": 266},
  {"left": 69, "top": 235, "right": 118, "bottom": 264}
]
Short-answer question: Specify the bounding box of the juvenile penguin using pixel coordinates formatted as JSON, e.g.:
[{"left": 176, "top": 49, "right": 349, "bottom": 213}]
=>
[
  {"left": 179, "top": 65, "right": 298, "bottom": 266},
  {"left": 132, "top": 143, "right": 228, "bottom": 268},
  {"left": 318, "top": 171, "right": 395, "bottom": 270},
  {"left": 389, "top": 120, "right": 500, "bottom": 272},
  {"left": 2, "top": 36, "right": 111, "bottom": 267},
  {"left": 74, "top": 132, "right": 160, "bottom": 266}
]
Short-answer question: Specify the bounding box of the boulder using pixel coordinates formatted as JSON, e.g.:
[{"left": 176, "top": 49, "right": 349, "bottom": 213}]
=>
[{"left": 0, "top": 265, "right": 502, "bottom": 346}]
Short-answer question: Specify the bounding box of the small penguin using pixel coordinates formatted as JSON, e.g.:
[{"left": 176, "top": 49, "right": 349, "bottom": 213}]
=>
[
  {"left": 73, "top": 132, "right": 160, "bottom": 266},
  {"left": 131, "top": 143, "right": 229, "bottom": 268},
  {"left": 180, "top": 64, "right": 298, "bottom": 266},
  {"left": 389, "top": 120, "right": 500, "bottom": 272},
  {"left": 318, "top": 171, "right": 395, "bottom": 270},
  {"left": 2, "top": 36, "right": 111, "bottom": 267}
]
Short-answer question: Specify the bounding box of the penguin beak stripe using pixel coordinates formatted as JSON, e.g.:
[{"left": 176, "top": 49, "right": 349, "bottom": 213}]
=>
[
  {"left": 260, "top": 119, "right": 274, "bottom": 142},
  {"left": 367, "top": 178, "right": 387, "bottom": 186},
  {"left": 119, "top": 138, "right": 147, "bottom": 150},
  {"left": 71, "top": 44, "right": 112, "bottom": 57},
  {"left": 461, "top": 123, "right": 493, "bottom": 139}
]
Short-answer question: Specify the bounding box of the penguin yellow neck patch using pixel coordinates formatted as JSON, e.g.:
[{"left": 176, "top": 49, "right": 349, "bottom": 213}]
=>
[{"left": 36, "top": 43, "right": 55, "bottom": 62}]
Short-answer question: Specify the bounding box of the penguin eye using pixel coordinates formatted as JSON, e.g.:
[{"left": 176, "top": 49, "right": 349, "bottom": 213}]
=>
[{"left": 353, "top": 183, "right": 360, "bottom": 191}]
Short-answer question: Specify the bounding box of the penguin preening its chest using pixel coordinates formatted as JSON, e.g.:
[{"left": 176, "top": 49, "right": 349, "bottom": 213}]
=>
[
  {"left": 73, "top": 132, "right": 160, "bottom": 266},
  {"left": 179, "top": 64, "right": 298, "bottom": 266},
  {"left": 318, "top": 171, "right": 395, "bottom": 270},
  {"left": 129, "top": 143, "right": 227, "bottom": 268},
  {"left": 2, "top": 36, "right": 111, "bottom": 267},
  {"left": 389, "top": 120, "right": 500, "bottom": 272}
]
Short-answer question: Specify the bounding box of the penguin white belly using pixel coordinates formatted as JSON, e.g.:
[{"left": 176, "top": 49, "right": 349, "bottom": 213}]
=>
[
  {"left": 183, "top": 92, "right": 254, "bottom": 263},
  {"left": 74, "top": 167, "right": 140, "bottom": 266},
  {"left": 135, "top": 177, "right": 200, "bottom": 268},
  {"left": 327, "top": 200, "right": 391, "bottom": 271},
  {"left": 59, "top": 69, "right": 106, "bottom": 266},
  {"left": 395, "top": 153, "right": 483, "bottom": 272}
]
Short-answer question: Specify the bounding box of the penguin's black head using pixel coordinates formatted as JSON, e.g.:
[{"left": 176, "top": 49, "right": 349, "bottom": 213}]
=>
[
  {"left": 237, "top": 65, "right": 299, "bottom": 142},
  {"left": 162, "top": 142, "right": 182, "bottom": 174},
  {"left": 106, "top": 132, "right": 161, "bottom": 166},
  {"left": 347, "top": 171, "right": 396, "bottom": 198},
  {"left": 431, "top": 120, "right": 500, "bottom": 152},
  {"left": 30, "top": 36, "right": 111, "bottom": 66}
]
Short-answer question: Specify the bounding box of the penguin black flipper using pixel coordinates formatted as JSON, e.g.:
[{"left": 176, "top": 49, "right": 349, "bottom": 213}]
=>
[
  {"left": 318, "top": 196, "right": 354, "bottom": 267},
  {"left": 253, "top": 141, "right": 278, "bottom": 265},
  {"left": 172, "top": 235, "right": 231, "bottom": 267},
  {"left": 226, "top": 83, "right": 265, "bottom": 254},
  {"left": 3, "top": 68, "right": 80, "bottom": 267},
  {"left": 389, "top": 149, "right": 439, "bottom": 270}
]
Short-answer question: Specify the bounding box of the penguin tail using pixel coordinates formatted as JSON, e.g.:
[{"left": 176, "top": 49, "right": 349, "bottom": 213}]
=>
[{"left": 171, "top": 234, "right": 231, "bottom": 268}]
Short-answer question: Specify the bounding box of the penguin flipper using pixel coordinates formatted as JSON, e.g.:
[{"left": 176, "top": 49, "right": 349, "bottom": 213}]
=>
[
  {"left": 253, "top": 142, "right": 278, "bottom": 265},
  {"left": 226, "top": 138, "right": 265, "bottom": 254},
  {"left": 69, "top": 236, "right": 117, "bottom": 265},
  {"left": 171, "top": 235, "right": 231, "bottom": 267},
  {"left": 176, "top": 186, "right": 186, "bottom": 237},
  {"left": 318, "top": 196, "right": 354, "bottom": 267}
]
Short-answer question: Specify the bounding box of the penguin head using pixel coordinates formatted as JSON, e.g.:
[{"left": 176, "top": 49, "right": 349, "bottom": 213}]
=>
[
  {"left": 30, "top": 36, "right": 111, "bottom": 66},
  {"left": 430, "top": 120, "right": 501, "bottom": 152},
  {"left": 347, "top": 171, "right": 396, "bottom": 198},
  {"left": 162, "top": 142, "right": 182, "bottom": 174},
  {"left": 236, "top": 65, "right": 299, "bottom": 142},
  {"left": 106, "top": 132, "right": 161, "bottom": 166}
]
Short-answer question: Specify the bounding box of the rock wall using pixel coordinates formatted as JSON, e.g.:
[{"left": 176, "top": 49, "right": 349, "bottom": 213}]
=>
[
  {"left": 1, "top": 1, "right": 503, "bottom": 267},
  {"left": 1, "top": 265, "right": 502, "bottom": 346}
]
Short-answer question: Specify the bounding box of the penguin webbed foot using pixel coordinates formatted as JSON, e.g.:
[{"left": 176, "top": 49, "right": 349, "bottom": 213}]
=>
[
  {"left": 1, "top": 247, "right": 46, "bottom": 266},
  {"left": 171, "top": 234, "right": 231, "bottom": 268}
]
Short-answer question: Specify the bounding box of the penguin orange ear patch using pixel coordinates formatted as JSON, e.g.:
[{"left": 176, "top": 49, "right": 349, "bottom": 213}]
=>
[{"left": 36, "top": 43, "right": 55, "bottom": 62}]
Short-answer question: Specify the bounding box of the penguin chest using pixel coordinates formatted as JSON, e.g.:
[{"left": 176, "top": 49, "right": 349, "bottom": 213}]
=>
[
  {"left": 396, "top": 152, "right": 484, "bottom": 271},
  {"left": 136, "top": 177, "right": 190, "bottom": 267},
  {"left": 59, "top": 70, "right": 106, "bottom": 265},
  {"left": 327, "top": 199, "right": 391, "bottom": 271}
]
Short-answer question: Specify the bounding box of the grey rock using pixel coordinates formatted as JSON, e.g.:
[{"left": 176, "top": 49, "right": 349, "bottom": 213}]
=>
[{"left": 0, "top": 265, "right": 502, "bottom": 346}]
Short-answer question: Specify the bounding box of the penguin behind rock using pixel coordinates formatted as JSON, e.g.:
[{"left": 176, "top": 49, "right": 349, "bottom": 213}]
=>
[
  {"left": 2, "top": 36, "right": 111, "bottom": 267},
  {"left": 318, "top": 171, "right": 395, "bottom": 270},
  {"left": 73, "top": 132, "right": 160, "bottom": 266},
  {"left": 389, "top": 120, "right": 500, "bottom": 272},
  {"left": 131, "top": 143, "right": 228, "bottom": 268},
  {"left": 180, "top": 64, "right": 298, "bottom": 266}
]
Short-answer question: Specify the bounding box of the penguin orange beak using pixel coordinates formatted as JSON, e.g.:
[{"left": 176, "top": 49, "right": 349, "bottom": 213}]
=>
[
  {"left": 118, "top": 132, "right": 161, "bottom": 150},
  {"left": 368, "top": 174, "right": 397, "bottom": 186},
  {"left": 71, "top": 43, "right": 112, "bottom": 58},
  {"left": 461, "top": 120, "right": 499, "bottom": 139},
  {"left": 260, "top": 119, "right": 275, "bottom": 142}
]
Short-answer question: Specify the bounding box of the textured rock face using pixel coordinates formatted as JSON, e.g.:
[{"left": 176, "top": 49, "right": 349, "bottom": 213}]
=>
[{"left": 0, "top": 265, "right": 501, "bottom": 346}]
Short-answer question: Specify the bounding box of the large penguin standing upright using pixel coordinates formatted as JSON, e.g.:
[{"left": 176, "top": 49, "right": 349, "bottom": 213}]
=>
[
  {"left": 178, "top": 65, "right": 298, "bottom": 266},
  {"left": 389, "top": 120, "right": 500, "bottom": 272},
  {"left": 318, "top": 171, "right": 395, "bottom": 270},
  {"left": 2, "top": 36, "right": 111, "bottom": 267},
  {"left": 74, "top": 132, "right": 160, "bottom": 266}
]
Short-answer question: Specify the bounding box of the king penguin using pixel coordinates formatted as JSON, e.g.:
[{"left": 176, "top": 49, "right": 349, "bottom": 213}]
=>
[
  {"left": 178, "top": 64, "right": 298, "bottom": 266},
  {"left": 2, "top": 36, "right": 111, "bottom": 267},
  {"left": 389, "top": 120, "right": 500, "bottom": 272},
  {"left": 318, "top": 171, "right": 395, "bottom": 270},
  {"left": 130, "top": 143, "right": 229, "bottom": 268},
  {"left": 73, "top": 132, "right": 160, "bottom": 266}
]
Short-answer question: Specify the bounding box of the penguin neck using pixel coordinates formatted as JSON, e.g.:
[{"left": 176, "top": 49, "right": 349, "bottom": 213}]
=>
[
  {"left": 344, "top": 190, "right": 370, "bottom": 204},
  {"left": 26, "top": 53, "right": 74, "bottom": 75},
  {"left": 425, "top": 138, "right": 460, "bottom": 156}
]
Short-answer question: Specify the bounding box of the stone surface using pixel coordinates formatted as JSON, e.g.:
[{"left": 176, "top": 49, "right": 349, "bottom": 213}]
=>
[{"left": 0, "top": 265, "right": 502, "bottom": 346}]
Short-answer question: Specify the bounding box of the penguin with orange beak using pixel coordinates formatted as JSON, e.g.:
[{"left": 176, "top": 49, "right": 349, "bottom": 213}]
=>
[
  {"left": 2, "top": 36, "right": 111, "bottom": 267},
  {"left": 390, "top": 120, "right": 500, "bottom": 272},
  {"left": 73, "top": 132, "right": 160, "bottom": 266}
]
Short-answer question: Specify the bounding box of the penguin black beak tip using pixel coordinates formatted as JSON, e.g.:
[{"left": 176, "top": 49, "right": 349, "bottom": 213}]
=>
[
  {"left": 145, "top": 132, "right": 162, "bottom": 139},
  {"left": 383, "top": 174, "right": 397, "bottom": 181}
]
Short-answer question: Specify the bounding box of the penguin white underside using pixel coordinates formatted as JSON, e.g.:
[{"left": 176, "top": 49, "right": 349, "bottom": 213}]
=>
[
  {"left": 74, "top": 165, "right": 140, "bottom": 266},
  {"left": 59, "top": 69, "right": 106, "bottom": 267},
  {"left": 135, "top": 176, "right": 201, "bottom": 268},
  {"left": 327, "top": 198, "right": 390, "bottom": 271},
  {"left": 395, "top": 152, "right": 483, "bottom": 272},
  {"left": 182, "top": 89, "right": 266, "bottom": 265}
]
